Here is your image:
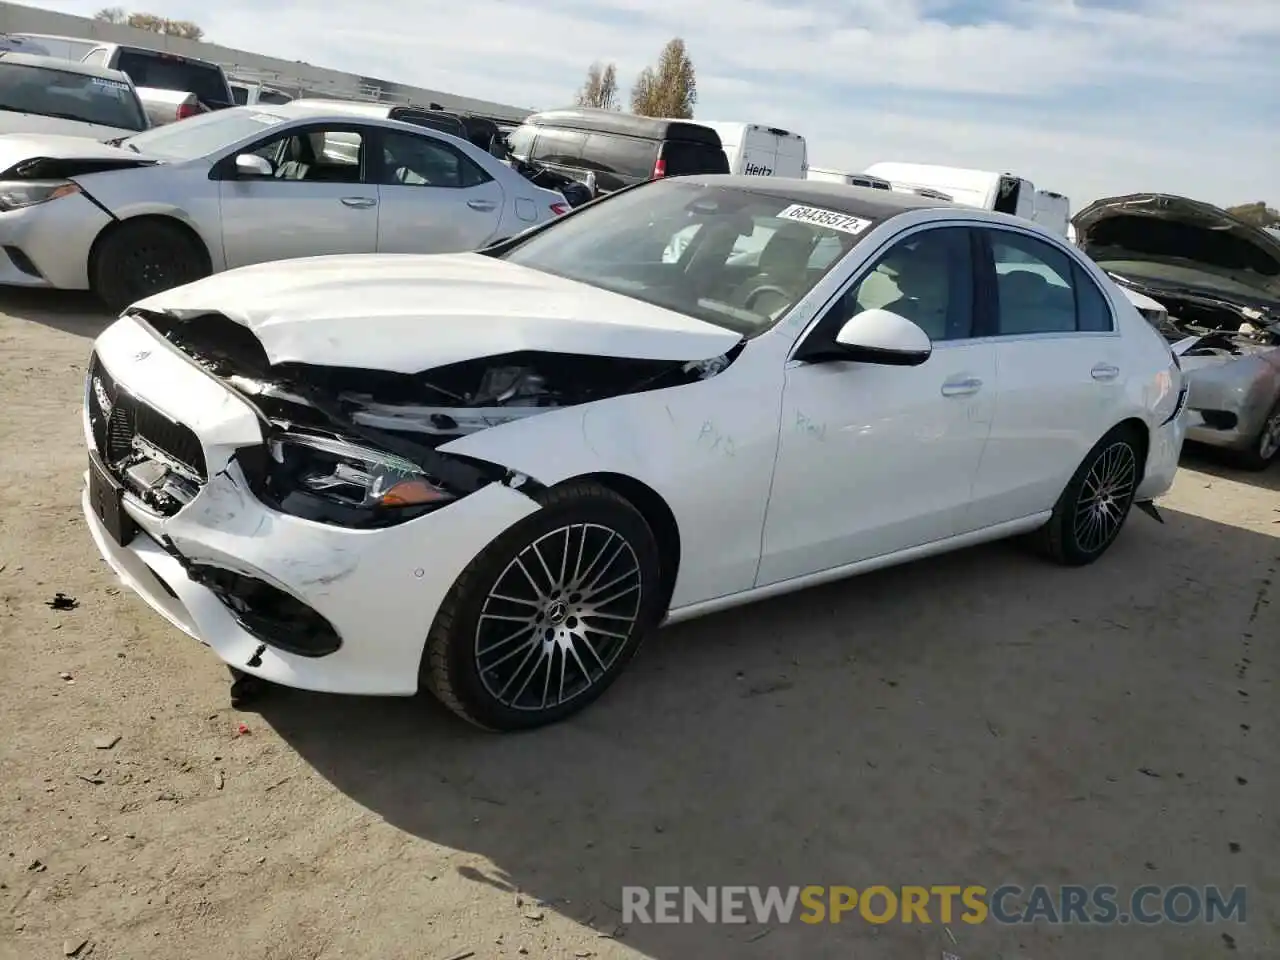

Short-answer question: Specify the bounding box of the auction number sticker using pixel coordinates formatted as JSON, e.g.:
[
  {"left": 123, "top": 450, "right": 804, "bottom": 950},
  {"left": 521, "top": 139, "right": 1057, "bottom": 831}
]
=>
[
  {"left": 90, "top": 78, "right": 130, "bottom": 91},
  {"left": 776, "top": 204, "right": 872, "bottom": 235}
]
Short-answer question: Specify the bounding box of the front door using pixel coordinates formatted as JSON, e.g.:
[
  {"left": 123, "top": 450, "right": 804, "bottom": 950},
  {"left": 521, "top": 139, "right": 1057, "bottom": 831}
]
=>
[
  {"left": 757, "top": 225, "right": 998, "bottom": 586},
  {"left": 373, "top": 128, "right": 506, "bottom": 253},
  {"left": 217, "top": 123, "right": 379, "bottom": 269}
]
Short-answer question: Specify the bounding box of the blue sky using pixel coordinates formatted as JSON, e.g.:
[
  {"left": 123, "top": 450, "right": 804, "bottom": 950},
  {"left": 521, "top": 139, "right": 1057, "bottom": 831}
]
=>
[{"left": 26, "top": 0, "right": 1279, "bottom": 207}]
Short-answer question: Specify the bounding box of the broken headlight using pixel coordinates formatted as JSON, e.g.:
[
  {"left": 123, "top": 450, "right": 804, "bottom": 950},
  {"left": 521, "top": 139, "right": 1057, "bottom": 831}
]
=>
[{"left": 267, "top": 432, "right": 455, "bottom": 525}]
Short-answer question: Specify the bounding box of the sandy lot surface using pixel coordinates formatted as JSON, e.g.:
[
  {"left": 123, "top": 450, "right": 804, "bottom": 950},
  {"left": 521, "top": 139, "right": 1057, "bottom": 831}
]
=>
[{"left": 0, "top": 289, "right": 1277, "bottom": 960}]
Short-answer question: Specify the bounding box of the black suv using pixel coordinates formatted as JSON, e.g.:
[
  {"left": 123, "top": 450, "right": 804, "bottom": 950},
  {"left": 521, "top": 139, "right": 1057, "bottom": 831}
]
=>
[{"left": 505, "top": 108, "right": 729, "bottom": 194}]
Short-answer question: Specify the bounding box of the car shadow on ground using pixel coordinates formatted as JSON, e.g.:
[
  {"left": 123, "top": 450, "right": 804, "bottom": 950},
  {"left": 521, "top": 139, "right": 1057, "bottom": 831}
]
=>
[
  {"left": 257, "top": 508, "right": 1278, "bottom": 959},
  {"left": 0, "top": 289, "right": 113, "bottom": 339},
  {"left": 1182, "top": 444, "right": 1280, "bottom": 494}
]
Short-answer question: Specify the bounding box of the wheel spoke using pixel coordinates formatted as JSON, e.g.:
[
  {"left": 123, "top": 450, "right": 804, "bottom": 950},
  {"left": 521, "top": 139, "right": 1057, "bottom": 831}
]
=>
[
  {"left": 476, "top": 522, "right": 644, "bottom": 713},
  {"left": 1072, "top": 441, "right": 1136, "bottom": 555}
]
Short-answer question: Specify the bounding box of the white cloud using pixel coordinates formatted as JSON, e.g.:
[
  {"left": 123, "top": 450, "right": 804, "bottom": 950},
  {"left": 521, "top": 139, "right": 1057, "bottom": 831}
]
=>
[{"left": 22, "top": 0, "right": 1280, "bottom": 205}]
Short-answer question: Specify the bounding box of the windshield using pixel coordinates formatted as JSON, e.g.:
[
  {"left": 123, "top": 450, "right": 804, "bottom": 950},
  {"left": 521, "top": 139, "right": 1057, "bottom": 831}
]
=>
[
  {"left": 499, "top": 180, "right": 870, "bottom": 334},
  {"left": 0, "top": 62, "right": 146, "bottom": 131},
  {"left": 121, "top": 107, "right": 287, "bottom": 159}
]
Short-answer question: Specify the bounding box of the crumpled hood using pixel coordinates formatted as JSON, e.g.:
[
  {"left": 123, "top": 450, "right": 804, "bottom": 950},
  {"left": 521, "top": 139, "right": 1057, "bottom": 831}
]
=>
[
  {"left": 130, "top": 253, "right": 744, "bottom": 372},
  {"left": 1073, "top": 193, "right": 1280, "bottom": 302},
  {"left": 0, "top": 132, "right": 160, "bottom": 178}
]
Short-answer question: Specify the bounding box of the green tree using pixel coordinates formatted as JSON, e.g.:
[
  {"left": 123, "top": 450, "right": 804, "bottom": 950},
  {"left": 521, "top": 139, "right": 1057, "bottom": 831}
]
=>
[
  {"left": 630, "top": 38, "right": 697, "bottom": 118},
  {"left": 576, "top": 61, "right": 620, "bottom": 110}
]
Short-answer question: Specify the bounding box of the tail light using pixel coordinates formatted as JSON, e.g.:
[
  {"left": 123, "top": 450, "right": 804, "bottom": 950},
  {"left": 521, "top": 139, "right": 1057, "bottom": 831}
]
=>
[
  {"left": 652, "top": 156, "right": 666, "bottom": 179},
  {"left": 549, "top": 202, "right": 570, "bottom": 217},
  {"left": 176, "top": 101, "right": 200, "bottom": 121}
]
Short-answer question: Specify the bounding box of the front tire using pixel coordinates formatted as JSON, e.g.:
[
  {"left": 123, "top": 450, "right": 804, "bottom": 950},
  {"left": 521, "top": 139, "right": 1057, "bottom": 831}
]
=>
[
  {"left": 90, "top": 218, "right": 209, "bottom": 314},
  {"left": 1030, "top": 426, "right": 1142, "bottom": 566},
  {"left": 423, "top": 480, "right": 664, "bottom": 731},
  {"left": 1234, "top": 398, "right": 1280, "bottom": 472}
]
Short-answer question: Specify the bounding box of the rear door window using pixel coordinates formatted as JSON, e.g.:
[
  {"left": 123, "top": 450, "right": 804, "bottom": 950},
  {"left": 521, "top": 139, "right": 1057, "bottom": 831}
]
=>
[
  {"left": 530, "top": 127, "right": 587, "bottom": 165},
  {"left": 579, "top": 132, "right": 657, "bottom": 179},
  {"left": 115, "top": 51, "right": 229, "bottom": 106},
  {"left": 661, "top": 140, "right": 730, "bottom": 177}
]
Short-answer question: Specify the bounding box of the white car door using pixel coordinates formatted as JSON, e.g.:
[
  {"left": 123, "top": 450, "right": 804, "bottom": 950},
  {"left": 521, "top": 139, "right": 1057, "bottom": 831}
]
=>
[
  {"left": 373, "top": 128, "right": 505, "bottom": 253},
  {"left": 218, "top": 123, "right": 379, "bottom": 270},
  {"left": 757, "top": 225, "right": 998, "bottom": 586},
  {"left": 963, "top": 226, "right": 1127, "bottom": 529}
]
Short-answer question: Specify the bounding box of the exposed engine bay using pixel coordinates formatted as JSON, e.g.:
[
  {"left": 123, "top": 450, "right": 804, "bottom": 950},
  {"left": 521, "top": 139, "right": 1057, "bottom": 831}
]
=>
[
  {"left": 114, "top": 309, "right": 742, "bottom": 524},
  {"left": 1119, "top": 280, "right": 1280, "bottom": 359}
]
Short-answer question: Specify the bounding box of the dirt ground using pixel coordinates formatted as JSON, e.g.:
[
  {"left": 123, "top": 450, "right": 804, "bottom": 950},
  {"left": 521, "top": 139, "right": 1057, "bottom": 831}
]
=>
[{"left": 0, "top": 289, "right": 1276, "bottom": 960}]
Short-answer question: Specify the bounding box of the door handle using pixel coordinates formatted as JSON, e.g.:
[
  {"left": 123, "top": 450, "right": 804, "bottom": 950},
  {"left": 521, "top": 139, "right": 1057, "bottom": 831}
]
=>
[
  {"left": 941, "top": 376, "right": 983, "bottom": 397},
  {"left": 1091, "top": 363, "right": 1120, "bottom": 381},
  {"left": 467, "top": 199, "right": 498, "bottom": 211},
  {"left": 340, "top": 196, "right": 377, "bottom": 208}
]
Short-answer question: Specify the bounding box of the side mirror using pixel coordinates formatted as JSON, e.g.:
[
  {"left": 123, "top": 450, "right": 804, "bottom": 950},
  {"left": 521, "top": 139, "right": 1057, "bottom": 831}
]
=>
[
  {"left": 234, "top": 153, "right": 273, "bottom": 178},
  {"left": 830, "top": 308, "right": 932, "bottom": 366}
]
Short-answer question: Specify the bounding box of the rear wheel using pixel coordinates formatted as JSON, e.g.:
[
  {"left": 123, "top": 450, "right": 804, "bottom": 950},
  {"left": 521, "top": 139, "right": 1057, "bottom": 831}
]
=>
[
  {"left": 1030, "top": 426, "right": 1142, "bottom": 566},
  {"left": 1234, "top": 398, "right": 1280, "bottom": 471},
  {"left": 90, "top": 218, "right": 210, "bottom": 314},
  {"left": 423, "top": 480, "right": 664, "bottom": 731}
]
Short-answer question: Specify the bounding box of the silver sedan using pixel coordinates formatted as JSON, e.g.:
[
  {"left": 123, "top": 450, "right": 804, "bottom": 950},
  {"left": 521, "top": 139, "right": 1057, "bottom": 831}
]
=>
[{"left": 0, "top": 102, "right": 570, "bottom": 311}]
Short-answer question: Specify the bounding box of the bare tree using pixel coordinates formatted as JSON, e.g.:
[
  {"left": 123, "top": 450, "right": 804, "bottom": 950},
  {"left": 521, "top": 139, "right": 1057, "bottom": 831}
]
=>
[
  {"left": 164, "top": 20, "right": 204, "bottom": 40},
  {"left": 576, "top": 61, "right": 620, "bottom": 110},
  {"left": 96, "top": 10, "right": 206, "bottom": 41},
  {"left": 1227, "top": 201, "right": 1280, "bottom": 228},
  {"left": 631, "top": 38, "right": 696, "bottom": 118}
]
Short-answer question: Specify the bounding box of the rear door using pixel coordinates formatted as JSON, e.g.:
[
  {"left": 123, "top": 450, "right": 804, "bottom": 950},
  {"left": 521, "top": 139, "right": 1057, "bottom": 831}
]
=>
[
  {"left": 659, "top": 139, "right": 729, "bottom": 178},
  {"left": 372, "top": 127, "right": 505, "bottom": 252},
  {"left": 964, "top": 226, "right": 1126, "bottom": 528},
  {"left": 739, "top": 127, "right": 778, "bottom": 177}
]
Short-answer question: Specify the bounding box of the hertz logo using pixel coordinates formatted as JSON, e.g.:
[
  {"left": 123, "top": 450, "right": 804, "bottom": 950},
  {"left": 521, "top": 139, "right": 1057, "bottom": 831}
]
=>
[{"left": 744, "top": 163, "right": 774, "bottom": 176}]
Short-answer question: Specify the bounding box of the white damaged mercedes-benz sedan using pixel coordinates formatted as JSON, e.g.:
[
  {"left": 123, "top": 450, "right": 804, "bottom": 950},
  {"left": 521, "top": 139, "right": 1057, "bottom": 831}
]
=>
[{"left": 82, "top": 175, "right": 1189, "bottom": 730}]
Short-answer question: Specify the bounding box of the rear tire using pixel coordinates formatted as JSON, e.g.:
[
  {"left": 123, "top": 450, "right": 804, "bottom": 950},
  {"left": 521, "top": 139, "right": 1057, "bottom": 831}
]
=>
[
  {"left": 1233, "top": 398, "right": 1280, "bottom": 472},
  {"left": 422, "top": 480, "right": 664, "bottom": 731},
  {"left": 90, "top": 218, "right": 209, "bottom": 314},
  {"left": 1029, "top": 425, "right": 1143, "bottom": 566}
]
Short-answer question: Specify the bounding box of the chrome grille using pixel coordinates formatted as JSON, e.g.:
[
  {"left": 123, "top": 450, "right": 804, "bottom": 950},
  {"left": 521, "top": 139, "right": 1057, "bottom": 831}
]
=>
[{"left": 87, "top": 353, "right": 208, "bottom": 482}]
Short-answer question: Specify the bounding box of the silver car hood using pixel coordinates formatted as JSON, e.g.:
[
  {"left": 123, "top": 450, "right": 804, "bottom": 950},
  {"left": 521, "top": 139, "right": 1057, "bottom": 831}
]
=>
[
  {"left": 0, "top": 113, "right": 137, "bottom": 142},
  {"left": 1073, "top": 193, "right": 1280, "bottom": 303},
  {"left": 0, "top": 132, "right": 160, "bottom": 177},
  {"left": 130, "top": 253, "right": 744, "bottom": 372}
]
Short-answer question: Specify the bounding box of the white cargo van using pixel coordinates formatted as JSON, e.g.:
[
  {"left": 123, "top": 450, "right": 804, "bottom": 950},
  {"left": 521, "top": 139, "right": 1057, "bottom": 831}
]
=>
[
  {"left": 862, "top": 162, "right": 1036, "bottom": 219},
  {"left": 1030, "top": 189, "right": 1071, "bottom": 237},
  {"left": 807, "top": 167, "right": 892, "bottom": 189},
  {"left": 701, "top": 122, "right": 807, "bottom": 178}
]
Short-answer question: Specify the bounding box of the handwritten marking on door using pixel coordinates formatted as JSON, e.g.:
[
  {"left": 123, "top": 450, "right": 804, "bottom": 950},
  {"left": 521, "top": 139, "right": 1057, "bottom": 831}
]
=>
[
  {"left": 795, "top": 410, "right": 827, "bottom": 440},
  {"left": 697, "top": 421, "right": 737, "bottom": 457}
]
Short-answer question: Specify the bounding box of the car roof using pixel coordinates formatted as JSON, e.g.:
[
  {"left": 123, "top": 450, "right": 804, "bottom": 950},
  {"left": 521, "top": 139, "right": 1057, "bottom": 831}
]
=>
[
  {"left": 0, "top": 50, "right": 132, "bottom": 82},
  {"left": 524, "top": 107, "right": 722, "bottom": 146}
]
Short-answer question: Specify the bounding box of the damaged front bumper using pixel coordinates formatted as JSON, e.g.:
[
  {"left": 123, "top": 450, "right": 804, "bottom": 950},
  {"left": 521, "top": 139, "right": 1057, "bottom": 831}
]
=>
[{"left": 81, "top": 315, "right": 541, "bottom": 695}]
